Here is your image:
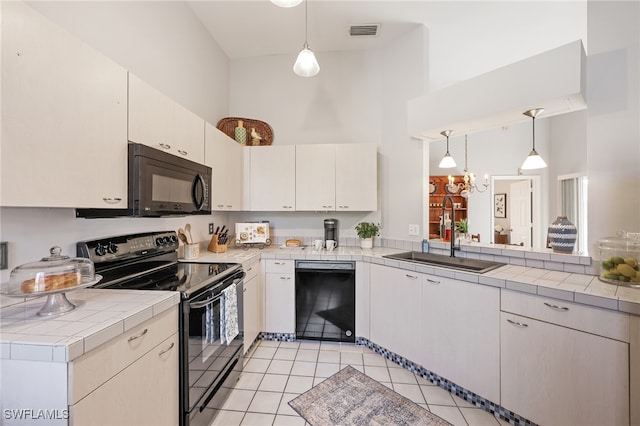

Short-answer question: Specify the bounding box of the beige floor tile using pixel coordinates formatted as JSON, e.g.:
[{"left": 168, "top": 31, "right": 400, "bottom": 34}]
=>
[
  {"left": 392, "top": 383, "right": 426, "bottom": 404},
  {"left": 314, "top": 362, "right": 340, "bottom": 378},
  {"left": 278, "top": 393, "right": 302, "bottom": 416},
  {"left": 297, "top": 340, "right": 321, "bottom": 350},
  {"left": 258, "top": 374, "right": 289, "bottom": 392},
  {"left": 274, "top": 348, "right": 298, "bottom": 360},
  {"left": 313, "top": 376, "right": 327, "bottom": 386},
  {"left": 339, "top": 343, "right": 363, "bottom": 353},
  {"left": 252, "top": 346, "right": 277, "bottom": 359},
  {"left": 459, "top": 407, "right": 501, "bottom": 426},
  {"left": 319, "top": 341, "right": 341, "bottom": 351},
  {"left": 258, "top": 340, "right": 280, "bottom": 348},
  {"left": 340, "top": 351, "right": 363, "bottom": 365},
  {"left": 220, "top": 389, "right": 256, "bottom": 412},
  {"left": 363, "top": 352, "right": 387, "bottom": 366},
  {"left": 290, "top": 360, "right": 316, "bottom": 376},
  {"left": 273, "top": 414, "right": 306, "bottom": 425},
  {"left": 279, "top": 341, "right": 300, "bottom": 349},
  {"left": 453, "top": 394, "right": 476, "bottom": 408},
  {"left": 429, "top": 405, "right": 467, "bottom": 426},
  {"left": 420, "top": 385, "right": 456, "bottom": 406},
  {"left": 342, "top": 364, "right": 364, "bottom": 373},
  {"left": 247, "top": 390, "right": 283, "bottom": 414},
  {"left": 386, "top": 358, "right": 402, "bottom": 368},
  {"left": 235, "top": 372, "right": 264, "bottom": 390},
  {"left": 284, "top": 375, "right": 314, "bottom": 394},
  {"left": 244, "top": 358, "right": 271, "bottom": 374},
  {"left": 209, "top": 409, "right": 245, "bottom": 426},
  {"left": 364, "top": 365, "right": 391, "bottom": 382},
  {"left": 267, "top": 359, "right": 294, "bottom": 375},
  {"left": 240, "top": 412, "right": 276, "bottom": 425},
  {"left": 295, "top": 349, "right": 319, "bottom": 362},
  {"left": 317, "top": 350, "right": 340, "bottom": 363},
  {"left": 388, "top": 366, "right": 418, "bottom": 384}
]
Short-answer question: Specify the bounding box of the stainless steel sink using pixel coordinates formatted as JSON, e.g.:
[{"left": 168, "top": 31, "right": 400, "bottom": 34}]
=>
[{"left": 382, "top": 251, "right": 505, "bottom": 273}]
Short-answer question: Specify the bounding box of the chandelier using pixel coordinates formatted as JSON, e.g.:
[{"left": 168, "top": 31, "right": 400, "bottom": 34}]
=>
[{"left": 446, "top": 135, "right": 488, "bottom": 198}]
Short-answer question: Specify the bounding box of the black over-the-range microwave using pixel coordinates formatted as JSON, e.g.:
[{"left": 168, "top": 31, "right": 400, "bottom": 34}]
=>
[{"left": 76, "top": 142, "right": 211, "bottom": 218}]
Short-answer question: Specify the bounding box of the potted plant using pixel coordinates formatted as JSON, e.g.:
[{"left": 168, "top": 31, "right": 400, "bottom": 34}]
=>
[{"left": 355, "top": 222, "right": 381, "bottom": 249}]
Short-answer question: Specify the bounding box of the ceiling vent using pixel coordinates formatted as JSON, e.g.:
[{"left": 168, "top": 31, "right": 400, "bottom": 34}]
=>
[{"left": 349, "top": 24, "right": 380, "bottom": 37}]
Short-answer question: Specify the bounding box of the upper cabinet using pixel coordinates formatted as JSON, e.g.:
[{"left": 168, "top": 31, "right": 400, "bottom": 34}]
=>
[
  {"left": 1, "top": 1, "right": 128, "bottom": 209},
  {"left": 204, "top": 123, "right": 243, "bottom": 210},
  {"left": 247, "top": 145, "right": 296, "bottom": 211},
  {"left": 128, "top": 73, "right": 204, "bottom": 164},
  {"left": 295, "top": 143, "right": 377, "bottom": 211}
]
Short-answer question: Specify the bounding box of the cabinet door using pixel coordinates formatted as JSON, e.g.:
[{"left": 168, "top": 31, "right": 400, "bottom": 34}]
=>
[
  {"left": 71, "top": 333, "right": 179, "bottom": 426},
  {"left": 501, "top": 312, "right": 629, "bottom": 426},
  {"left": 243, "top": 272, "right": 260, "bottom": 352},
  {"left": 248, "top": 145, "right": 296, "bottom": 211},
  {"left": 421, "top": 276, "right": 500, "bottom": 402},
  {"left": 264, "top": 273, "right": 295, "bottom": 333},
  {"left": 173, "top": 103, "right": 204, "bottom": 163},
  {"left": 369, "top": 264, "right": 422, "bottom": 362},
  {"left": 205, "top": 123, "right": 243, "bottom": 210},
  {"left": 335, "top": 143, "right": 377, "bottom": 211},
  {"left": 1, "top": 2, "right": 128, "bottom": 208},
  {"left": 296, "top": 144, "right": 336, "bottom": 210},
  {"left": 128, "top": 73, "right": 173, "bottom": 151}
]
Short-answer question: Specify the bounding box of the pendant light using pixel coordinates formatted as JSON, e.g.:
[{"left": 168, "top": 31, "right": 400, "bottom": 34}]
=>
[
  {"left": 521, "top": 108, "right": 547, "bottom": 170},
  {"left": 438, "top": 130, "right": 456, "bottom": 168},
  {"left": 293, "top": 0, "right": 320, "bottom": 77},
  {"left": 271, "top": 0, "right": 303, "bottom": 7}
]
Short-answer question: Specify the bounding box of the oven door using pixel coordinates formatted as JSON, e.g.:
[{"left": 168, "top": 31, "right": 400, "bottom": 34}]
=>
[{"left": 182, "top": 273, "right": 244, "bottom": 426}]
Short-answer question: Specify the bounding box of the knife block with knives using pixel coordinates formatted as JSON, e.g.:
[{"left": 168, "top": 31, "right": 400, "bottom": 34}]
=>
[{"left": 208, "top": 226, "right": 228, "bottom": 253}]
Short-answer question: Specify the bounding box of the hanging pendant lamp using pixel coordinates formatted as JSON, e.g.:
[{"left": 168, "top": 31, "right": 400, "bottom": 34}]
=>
[
  {"left": 438, "top": 130, "right": 456, "bottom": 168},
  {"left": 271, "top": 0, "right": 303, "bottom": 7},
  {"left": 521, "top": 108, "right": 547, "bottom": 170},
  {"left": 293, "top": 0, "right": 320, "bottom": 77}
]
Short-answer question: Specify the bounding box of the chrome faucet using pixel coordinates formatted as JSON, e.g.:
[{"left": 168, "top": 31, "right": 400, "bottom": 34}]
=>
[{"left": 442, "top": 195, "right": 458, "bottom": 257}]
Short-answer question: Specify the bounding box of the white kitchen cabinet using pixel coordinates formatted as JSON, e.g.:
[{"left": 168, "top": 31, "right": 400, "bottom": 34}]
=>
[
  {"left": 335, "top": 143, "right": 377, "bottom": 211},
  {"left": 205, "top": 122, "right": 244, "bottom": 210},
  {"left": 247, "top": 146, "right": 296, "bottom": 211},
  {"left": 420, "top": 275, "right": 500, "bottom": 403},
  {"left": 128, "top": 73, "right": 204, "bottom": 164},
  {"left": 295, "top": 143, "right": 377, "bottom": 211},
  {"left": 69, "top": 306, "right": 179, "bottom": 426},
  {"left": 501, "top": 291, "right": 629, "bottom": 426},
  {"left": 369, "top": 264, "right": 422, "bottom": 362},
  {"left": 263, "top": 260, "right": 295, "bottom": 333},
  {"left": 1, "top": 1, "right": 128, "bottom": 209},
  {"left": 296, "top": 144, "right": 336, "bottom": 210},
  {"left": 243, "top": 259, "right": 262, "bottom": 352}
]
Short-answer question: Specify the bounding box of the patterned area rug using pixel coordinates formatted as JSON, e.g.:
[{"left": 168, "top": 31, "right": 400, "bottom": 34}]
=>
[{"left": 289, "top": 366, "right": 452, "bottom": 426}]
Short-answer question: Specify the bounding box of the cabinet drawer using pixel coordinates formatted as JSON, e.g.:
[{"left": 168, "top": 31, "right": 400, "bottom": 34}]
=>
[
  {"left": 69, "top": 306, "right": 178, "bottom": 403},
  {"left": 244, "top": 260, "right": 260, "bottom": 282},
  {"left": 265, "top": 259, "right": 294, "bottom": 274},
  {"left": 501, "top": 290, "right": 629, "bottom": 341}
]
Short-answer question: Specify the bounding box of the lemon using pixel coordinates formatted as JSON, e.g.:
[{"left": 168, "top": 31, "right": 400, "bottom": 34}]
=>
[
  {"left": 610, "top": 256, "right": 625, "bottom": 265},
  {"left": 624, "top": 257, "right": 638, "bottom": 268},
  {"left": 602, "top": 260, "right": 614, "bottom": 270},
  {"left": 617, "top": 263, "right": 636, "bottom": 278}
]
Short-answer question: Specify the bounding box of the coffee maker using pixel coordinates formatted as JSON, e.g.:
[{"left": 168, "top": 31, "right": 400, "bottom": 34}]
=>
[{"left": 324, "top": 218, "right": 338, "bottom": 246}]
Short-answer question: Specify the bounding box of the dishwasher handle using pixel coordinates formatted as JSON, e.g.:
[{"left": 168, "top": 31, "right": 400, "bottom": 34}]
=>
[{"left": 295, "top": 260, "right": 355, "bottom": 271}]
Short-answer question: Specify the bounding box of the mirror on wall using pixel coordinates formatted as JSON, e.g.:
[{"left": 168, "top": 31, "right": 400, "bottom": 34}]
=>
[
  {"left": 427, "top": 110, "right": 588, "bottom": 254},
  {"left": 557, "top": 174, "right": 588, "bottom": 254}
]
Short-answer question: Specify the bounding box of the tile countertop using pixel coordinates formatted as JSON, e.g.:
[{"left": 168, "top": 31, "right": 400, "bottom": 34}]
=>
[
  {"left": 183, "top": 245, "right": 640, "bottom": 316},
  {"left": 0, "top": 289, "right": 179, "bottom": 363}
]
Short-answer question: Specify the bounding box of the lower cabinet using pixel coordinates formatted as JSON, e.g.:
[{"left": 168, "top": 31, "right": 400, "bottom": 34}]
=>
[
  {"left": 370, "top": 264, "right": 422, "bottom": 363},
  {"left": 501, "top": 291, "right": 629, "bottom": 426},
  {"left": 264, "top": 260, "right": 295, "bottom": 334},
  {"left": 420, "top": 274, "right": 500, "bottom": 403},
  {"left": 243, "top": 259, "right": 262, "bottom": 352}
]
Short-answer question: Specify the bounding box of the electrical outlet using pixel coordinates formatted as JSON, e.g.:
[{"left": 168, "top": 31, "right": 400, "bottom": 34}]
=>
[
  {"left": 0, "top": 242, "right": 7, "bottom": 270},
  {"left": 408, "top": 224, "right": 420, "bottom": 236},
  {"left": 208, "top": 223, "right": 214, "bottom": 235}
]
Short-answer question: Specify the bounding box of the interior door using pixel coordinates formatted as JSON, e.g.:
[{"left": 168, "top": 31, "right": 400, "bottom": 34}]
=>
[{"left": 510, "top": 179, "right": 532, "bottom": 247}]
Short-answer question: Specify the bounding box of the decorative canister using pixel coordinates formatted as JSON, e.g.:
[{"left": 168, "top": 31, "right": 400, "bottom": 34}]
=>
[
  {"left": 598, "top": 231, "right": 640, "bottom": 287},
  {"left": 234, "top": 120, "right": 247, "bottom": 145},
  {"left": 547, "top": 216, "right": 577, "bottom": 254}
]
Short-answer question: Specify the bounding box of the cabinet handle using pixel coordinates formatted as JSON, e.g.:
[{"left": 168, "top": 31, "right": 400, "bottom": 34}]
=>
[
  {"left": 283, "top": 205, "right": 293, "bottom": 209},
  {"left": 506, "top": 319, "right": 528, "bottom": 328},
  {"left": 177, "top": 150, "right": 188, "bottom": 156},
  {"left": 426, "top": 278, "right": 440, "bottom": 284},
  {"left": 247, "top": 267, "right": 253, "bottom": 272},
  {"left": 274, "top": 262, "right": 285, "bottom": 265},
  {"left": 216, "top": 204, "right": 224, "bottom": 208},
  {"left": 280, "top": 276, "right": 291, "bottom": 280},
  {"left": 158, "top": 342, "right": 175, "bottom": 357},
  {"left": 338, "top": 205, "right": 349, "bottom": 209},
  {"left": 544, "top": 302, "right": 569, "bottom": 312},
  {"left": 405, "top": 274, "right": 418, "bottom": 280},
  {"left": 159, "top": 143, "right": 171, "bottom": 150},
  {"left": 226, "top": 205, "right": 233, "bottom": 208},
  {"left": 128, "top": 328, "right": 149, "bottom": 342},
  {"left": 102, "top": 197, "right": 122, "bottom": 203}
]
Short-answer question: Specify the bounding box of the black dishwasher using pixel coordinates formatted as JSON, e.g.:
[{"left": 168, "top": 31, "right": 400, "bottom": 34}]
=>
[{"left": 295, "top": 260, "right": 355, "bottom": 342}]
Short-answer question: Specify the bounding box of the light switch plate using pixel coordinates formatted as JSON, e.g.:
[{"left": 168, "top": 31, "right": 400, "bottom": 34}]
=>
[
  {"left": 0, "top": 242, "right": 7, "bottom": 270},
  {"left": 209, "top": 223, "right": 215, "bottom": 235},
  {"left": 408, "top": 224, "right": 420, "bottom": 236}
]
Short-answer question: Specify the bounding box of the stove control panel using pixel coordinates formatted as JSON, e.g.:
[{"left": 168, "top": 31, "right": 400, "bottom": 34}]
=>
[{"left": 77, "top": 231, "right": 179, "bottom": 263}]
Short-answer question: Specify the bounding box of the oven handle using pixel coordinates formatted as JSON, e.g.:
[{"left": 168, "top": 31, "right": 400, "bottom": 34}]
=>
[{"left": 188, "top": 277, "right": 243, "bottom": 309}]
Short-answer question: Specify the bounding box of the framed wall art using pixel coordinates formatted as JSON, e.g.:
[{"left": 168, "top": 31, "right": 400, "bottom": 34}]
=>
[{"left": 494, "top": 193, "right": 506, "bottom": 218}]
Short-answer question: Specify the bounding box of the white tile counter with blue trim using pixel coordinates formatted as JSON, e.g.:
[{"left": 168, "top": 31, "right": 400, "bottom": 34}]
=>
[
  {"left": 0, "top": 289, "right": 179, "bottom": 362},
  {"left": 184, "top": 241, "right": 640, "bottom": 316}
]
